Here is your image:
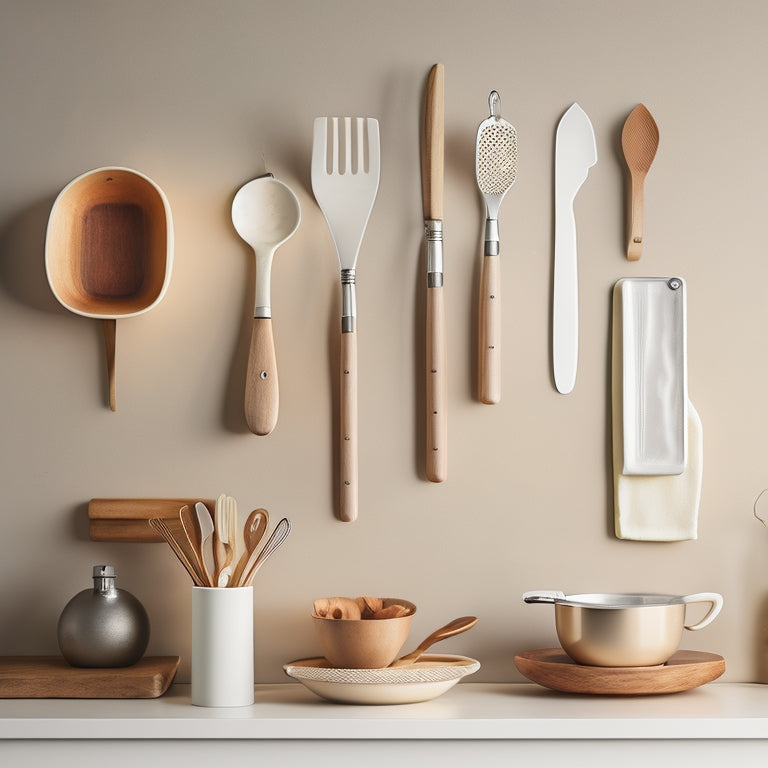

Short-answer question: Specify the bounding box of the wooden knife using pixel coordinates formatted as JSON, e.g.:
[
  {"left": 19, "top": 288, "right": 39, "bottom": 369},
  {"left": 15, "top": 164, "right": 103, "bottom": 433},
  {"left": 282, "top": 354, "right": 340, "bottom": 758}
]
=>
[{"left": 422, "top": 63, "right": 447, "bottom": 483}]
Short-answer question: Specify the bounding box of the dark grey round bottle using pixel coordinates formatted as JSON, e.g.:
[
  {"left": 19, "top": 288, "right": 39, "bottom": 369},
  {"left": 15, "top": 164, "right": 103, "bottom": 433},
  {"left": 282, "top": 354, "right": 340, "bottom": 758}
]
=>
[{"left": 57, "top": 565, "right": 150, "bottom": 667}]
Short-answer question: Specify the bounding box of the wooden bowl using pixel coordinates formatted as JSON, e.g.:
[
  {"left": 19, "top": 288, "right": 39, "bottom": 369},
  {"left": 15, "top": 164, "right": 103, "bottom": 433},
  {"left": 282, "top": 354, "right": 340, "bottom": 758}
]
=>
[{"left": 312, "top": 598, "right": 416, "bottom": 669}]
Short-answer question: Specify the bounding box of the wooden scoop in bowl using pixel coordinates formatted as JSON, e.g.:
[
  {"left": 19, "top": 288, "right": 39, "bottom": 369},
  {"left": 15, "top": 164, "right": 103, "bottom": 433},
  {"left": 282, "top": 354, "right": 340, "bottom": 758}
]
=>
[{"left": 45, "top": 167, "right": 173, "bottom": 410}]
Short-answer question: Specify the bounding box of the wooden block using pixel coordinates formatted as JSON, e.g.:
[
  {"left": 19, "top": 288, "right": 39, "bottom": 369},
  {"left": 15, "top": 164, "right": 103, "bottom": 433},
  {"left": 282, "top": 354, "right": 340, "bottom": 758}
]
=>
[{"left": 88, "top": 498, "right": 214, "bottom": 542}]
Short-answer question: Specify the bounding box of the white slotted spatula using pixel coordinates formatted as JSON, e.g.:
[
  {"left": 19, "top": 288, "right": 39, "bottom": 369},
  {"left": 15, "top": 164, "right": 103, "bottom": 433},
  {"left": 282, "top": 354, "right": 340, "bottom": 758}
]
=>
[{"left": 311, "top": 116, "right": 381, "bottom": 523}]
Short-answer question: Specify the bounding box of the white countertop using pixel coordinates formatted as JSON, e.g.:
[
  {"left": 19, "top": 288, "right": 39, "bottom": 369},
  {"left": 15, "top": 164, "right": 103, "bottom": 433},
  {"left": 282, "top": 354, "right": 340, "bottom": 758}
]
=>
[{"left": 2, "top": 683, "right": 768, "bottom": 741}]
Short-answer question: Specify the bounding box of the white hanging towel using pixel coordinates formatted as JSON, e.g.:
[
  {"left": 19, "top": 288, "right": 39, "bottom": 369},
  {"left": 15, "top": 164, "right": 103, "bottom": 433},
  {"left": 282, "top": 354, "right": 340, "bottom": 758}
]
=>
[{"left": 612, "top": 278, "right": 702, "bottom": 541}]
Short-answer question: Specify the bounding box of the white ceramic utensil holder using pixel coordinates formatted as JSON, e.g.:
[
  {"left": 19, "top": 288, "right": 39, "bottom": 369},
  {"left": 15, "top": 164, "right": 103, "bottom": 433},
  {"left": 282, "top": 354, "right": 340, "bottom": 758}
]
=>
[{"left": 191, "top": 586, "right": 254, "bottom": 707}]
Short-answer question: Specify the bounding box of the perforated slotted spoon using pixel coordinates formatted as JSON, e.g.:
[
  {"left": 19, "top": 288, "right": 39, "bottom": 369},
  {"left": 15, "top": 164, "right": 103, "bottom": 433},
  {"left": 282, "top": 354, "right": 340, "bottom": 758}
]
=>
[
  {"left": 311, "top": 116, "right": 381, "bottom": 523},
  {"left": 475, "top": 91, "right": 518, "bottom": 404}
]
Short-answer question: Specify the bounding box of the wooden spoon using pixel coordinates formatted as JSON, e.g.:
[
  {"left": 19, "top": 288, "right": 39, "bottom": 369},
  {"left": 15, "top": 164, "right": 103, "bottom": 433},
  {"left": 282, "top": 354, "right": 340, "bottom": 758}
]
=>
[
  {"left": 231, "top": 175, "right": 301, "bottom": 435},
  {"left": 179, "top": 504, "right": 212, "bottom": 586},
  {"left": 231, "top": 508, "right": 269, "bottom": 587},
  {"left": 389, "top": 616, "right": 478, "bottom": 668},
  {"left": 240, "top": 517, "right": 291, "bottom": 587},
  {"left": 622, "top": 104, "right": 659, "bottom": 261}
]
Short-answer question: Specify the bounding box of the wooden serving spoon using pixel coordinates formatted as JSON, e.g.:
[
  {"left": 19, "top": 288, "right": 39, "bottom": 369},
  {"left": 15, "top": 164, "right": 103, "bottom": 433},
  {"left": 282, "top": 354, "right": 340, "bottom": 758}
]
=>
[
  {"left": 231, "top": 508, "right": 269, "bottom": 587},
  {"left": 389, "top": 616, "right": 478, "bottom": 668},
  {"left": 179, "top": 504, "right": 213, "bottom": 586},
  {"left": 239, "top": 517, "right": 291, "bottom": 587},
  {"left": 622, "top": 104, "right": 659, "bottom": 261}
]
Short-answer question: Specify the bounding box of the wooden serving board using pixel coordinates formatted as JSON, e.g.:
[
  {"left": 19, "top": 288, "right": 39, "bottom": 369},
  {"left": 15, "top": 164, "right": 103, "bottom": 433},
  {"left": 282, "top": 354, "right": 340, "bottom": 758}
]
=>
[
  {"left": 88, "top": 498, "right": 214, "bottom": 542},
  {"left": 514, "top": 648, "right": 725, "bottom": 695},
  {"left": 0, "top": 656, "right": 180, "bottom": 698}
]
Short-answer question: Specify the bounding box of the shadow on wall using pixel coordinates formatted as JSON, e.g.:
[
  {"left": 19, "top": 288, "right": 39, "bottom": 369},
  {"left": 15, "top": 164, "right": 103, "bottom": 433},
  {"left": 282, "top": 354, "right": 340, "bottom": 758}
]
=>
[{"left": 0, "top": 195, "right": 62, "bottom": 313}]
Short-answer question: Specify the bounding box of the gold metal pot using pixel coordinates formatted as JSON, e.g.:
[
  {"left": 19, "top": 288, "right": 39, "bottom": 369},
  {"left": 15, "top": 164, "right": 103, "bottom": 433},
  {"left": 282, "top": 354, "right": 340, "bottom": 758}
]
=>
[{"left": 523, "top": 591, "right": 723, "bottom": 667}]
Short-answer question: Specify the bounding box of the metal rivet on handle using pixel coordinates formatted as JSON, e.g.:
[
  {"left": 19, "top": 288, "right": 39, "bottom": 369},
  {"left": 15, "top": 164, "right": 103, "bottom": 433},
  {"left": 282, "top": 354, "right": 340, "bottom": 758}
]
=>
[{"left": 667, "top": 278, "right": 682, "bottom": 290}]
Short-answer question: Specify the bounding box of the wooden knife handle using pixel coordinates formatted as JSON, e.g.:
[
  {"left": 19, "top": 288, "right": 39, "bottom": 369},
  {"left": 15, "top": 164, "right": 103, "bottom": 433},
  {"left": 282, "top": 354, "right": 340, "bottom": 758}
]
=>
[
  {"left": 478, "top": 252, "right": 501, "bottom": 404},
  {"left": 426, "top": 284, "right": 447, "bottom": 482},
  {"left": 339, "top": 330, "right": 358, "bottom": 521},
  {"left": 421, "top": 63, "right": 444, "bottom": 221},
  {"left": 244, "top": 317, "right": 279, "bottom": 435}
]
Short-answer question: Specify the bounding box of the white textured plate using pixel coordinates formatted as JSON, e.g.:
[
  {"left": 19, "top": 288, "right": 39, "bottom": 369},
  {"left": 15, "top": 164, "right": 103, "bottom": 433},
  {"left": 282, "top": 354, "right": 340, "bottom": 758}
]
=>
[{"left": 283, "top": 653, "right": 480, "bottom": 705}]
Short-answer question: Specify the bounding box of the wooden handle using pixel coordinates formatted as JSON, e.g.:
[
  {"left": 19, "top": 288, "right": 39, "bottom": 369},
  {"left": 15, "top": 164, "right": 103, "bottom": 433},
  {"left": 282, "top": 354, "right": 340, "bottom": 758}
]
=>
[
  {"left": 244, "top": 317, "right": 279, "bottom": 435},
  {"left": 627, "top": 174, "right": 644, "bottom": 261},
  {"left": 103, "top": 318, "right": 116, "bottom": 411},
  {"left": 421, "top": 63, "right": 444, "bottom": 220},
  {"left": 339, "top": 331, "right": 358, "bottom": 521},
  {"left": 426, "top": 285, "right": 447, "bottom": 482},
  {"left": 478, "top": 253, "right": 501, "bottom": 404}
]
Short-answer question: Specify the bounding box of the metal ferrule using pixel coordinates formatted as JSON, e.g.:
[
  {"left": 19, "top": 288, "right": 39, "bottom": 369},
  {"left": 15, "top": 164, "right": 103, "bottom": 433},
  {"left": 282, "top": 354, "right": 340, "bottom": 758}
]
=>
[
  {"left": 341, "top": 268, "right": 356, "bottom": 333},
  {"left": 484, "top": 217, "right": 499, "bottom": 256},
  {"left": 425, "top": 219, "right": 443, "bottom": 287},
  {"left": 253, "top": 305, "right": 271, "bottom": 319}
]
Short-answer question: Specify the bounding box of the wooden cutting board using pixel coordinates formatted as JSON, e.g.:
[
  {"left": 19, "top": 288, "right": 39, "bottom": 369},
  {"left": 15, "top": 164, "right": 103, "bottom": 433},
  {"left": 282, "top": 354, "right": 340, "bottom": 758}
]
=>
[
  {"left": 0, "top": 656, "right": 180, "bottom": 698},
  {"left": 514, "top": 648, "right": 725, "bottom": 695}
]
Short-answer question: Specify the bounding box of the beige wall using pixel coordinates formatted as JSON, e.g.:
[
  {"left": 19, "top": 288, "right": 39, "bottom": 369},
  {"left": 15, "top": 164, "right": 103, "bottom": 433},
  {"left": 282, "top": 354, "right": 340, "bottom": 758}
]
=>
[{"left": 1, "top": 0, "right": 767, "bottom": 684}]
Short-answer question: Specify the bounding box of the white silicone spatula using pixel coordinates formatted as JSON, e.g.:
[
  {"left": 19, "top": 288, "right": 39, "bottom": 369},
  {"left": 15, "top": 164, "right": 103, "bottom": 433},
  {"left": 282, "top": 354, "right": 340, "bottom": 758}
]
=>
[{"left": 552, "top": 103, "right": 597, "bottom": 395}]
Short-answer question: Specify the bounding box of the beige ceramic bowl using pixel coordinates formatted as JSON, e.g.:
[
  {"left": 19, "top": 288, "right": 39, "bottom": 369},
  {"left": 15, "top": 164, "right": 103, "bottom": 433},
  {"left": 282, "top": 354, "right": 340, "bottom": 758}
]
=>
[{"left": 312, "top": 598, "right": 416, "bottom": 669}]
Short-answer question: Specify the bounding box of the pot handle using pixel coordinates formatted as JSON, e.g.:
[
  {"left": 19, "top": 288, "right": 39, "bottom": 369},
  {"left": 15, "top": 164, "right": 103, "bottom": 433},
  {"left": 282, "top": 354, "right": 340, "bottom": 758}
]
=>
[
  {"left": 522, "top": 590, "right": 566, "bottom": 604},
  {"left": 681, "top": 592, "right": 723, "bottom": 630}
]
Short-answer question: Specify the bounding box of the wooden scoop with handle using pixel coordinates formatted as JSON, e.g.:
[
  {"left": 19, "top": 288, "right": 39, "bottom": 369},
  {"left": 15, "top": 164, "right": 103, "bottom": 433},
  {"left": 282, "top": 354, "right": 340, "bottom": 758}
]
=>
[
  {"left": 231, "top": 508, "right": 269, "bottom": 587},
  {"left": 622, "top": 104, "right": 659, "bottom": 261},
  {"left": 231, "top": 174, "right": 301, "bottom": 435}
]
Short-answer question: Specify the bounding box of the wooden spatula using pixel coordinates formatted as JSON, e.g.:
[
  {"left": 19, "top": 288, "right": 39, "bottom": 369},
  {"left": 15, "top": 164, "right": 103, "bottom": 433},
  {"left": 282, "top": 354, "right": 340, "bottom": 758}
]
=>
[{"left": 622, "top": 104, "right": 659, "bottom": 261}]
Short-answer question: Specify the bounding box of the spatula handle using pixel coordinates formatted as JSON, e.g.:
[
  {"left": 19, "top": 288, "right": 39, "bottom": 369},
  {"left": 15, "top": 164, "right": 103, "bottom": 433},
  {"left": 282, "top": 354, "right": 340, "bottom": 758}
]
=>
[
  {"left": 426, "top": 284, "right": 447, "bottom": 482},
  {"left": 244, "top": 318, "right": 279, "bottom": 436},
  {"left": 339, "top": 330, "right": 358, "bottom": 522},
  {"left": 478, "top": 252, "right": 501, "bottom": 404},
  {"left": 627, "top": 175, "right": 645, "bottom": 261},
  {"left": 553, "top": 197, "right": 579, "bottom": 395}
]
